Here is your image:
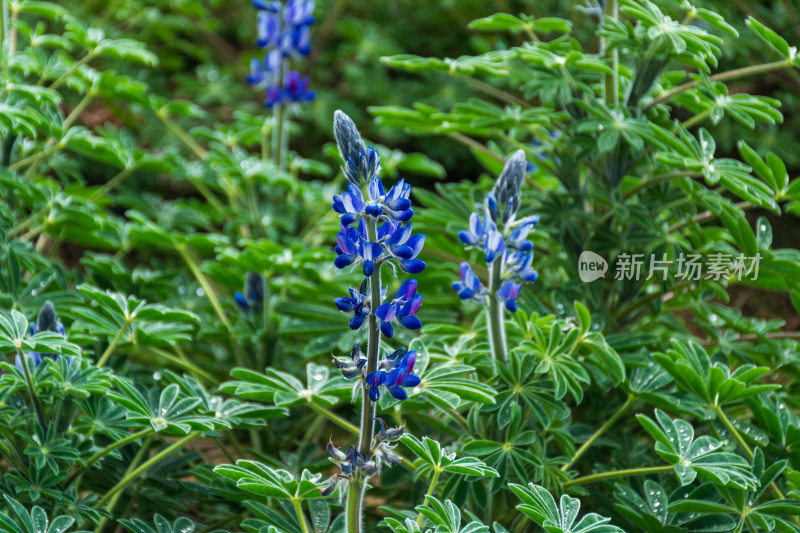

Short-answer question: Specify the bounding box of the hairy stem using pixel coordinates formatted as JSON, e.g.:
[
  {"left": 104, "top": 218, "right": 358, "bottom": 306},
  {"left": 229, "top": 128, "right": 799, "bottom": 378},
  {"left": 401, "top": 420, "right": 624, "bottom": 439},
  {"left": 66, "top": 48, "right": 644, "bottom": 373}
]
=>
[
  {"left": 65, "top": 427, "right": 153, "bottom": 486},
  {"left": 416, "top": 468, "right": 441, "bottom": 525},
  {"left": 347, "top": 217, "right": 382, "bottom": 533},
  {"left": 562, "top": 393, "right": 634, "bottom": 471},
  {"left": 292, "top": 499, "right": 312, "bottom": 533},
  {"left": 487, "top": 258, "right": 507, "bottom": 368},
  {"left": 603, "top": 0, "right": 619, "bottom": 105},
  {"left": 17, "top": 350, "right": 48, "bottom": 437},
  {"left": 646, "top": 59, "right": 794, "bottom": 110},
  {"left": 563, "top": 465, "right": 672, "bottom": 487},
  {"left": 95, "top": 432, "right": 199, "bottom": 509},
  {"left": 346, "top": 479, "right": 366, "bottom": 533}
]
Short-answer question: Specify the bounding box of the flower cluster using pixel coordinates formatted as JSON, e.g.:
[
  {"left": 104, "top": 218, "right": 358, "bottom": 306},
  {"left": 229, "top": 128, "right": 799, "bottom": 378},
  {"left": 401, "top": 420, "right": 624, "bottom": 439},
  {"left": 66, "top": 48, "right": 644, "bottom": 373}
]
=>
[
  {"left": 453, "top": 150, "right": 539, "bottom": 312},
  {"left": 15, "top": 301, "right": 70, "bottom": 371},
  {"left": 332, "top": 111, "right": 425, "bottom": 338},
  {"left": 320, "top": 419, "right": 404, "bottom": 496},
  {"left": 248, "top": 0, "right": 315, "bottom": 108},
  {"left": 365, "top": 347, "right": 421, "bottom": 401}
]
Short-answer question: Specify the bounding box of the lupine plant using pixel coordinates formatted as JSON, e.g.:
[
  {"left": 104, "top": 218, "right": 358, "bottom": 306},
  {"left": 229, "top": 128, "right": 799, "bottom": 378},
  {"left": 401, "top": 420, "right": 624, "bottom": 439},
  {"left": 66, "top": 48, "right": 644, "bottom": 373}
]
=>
[
  {"left": 248, "top": 0, "right": 316, "bottom": 169},
  {"left": 4, "top": 1, "right": 800, "bottom": 533}
]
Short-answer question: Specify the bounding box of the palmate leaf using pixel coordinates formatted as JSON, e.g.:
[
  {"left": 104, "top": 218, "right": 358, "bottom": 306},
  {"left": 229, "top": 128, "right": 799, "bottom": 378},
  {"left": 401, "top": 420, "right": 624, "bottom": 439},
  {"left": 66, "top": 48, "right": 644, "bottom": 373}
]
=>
[
  {"left": 221, "top": 363, "right": 350, "bottom": 408},
  {"left": 652, "top": 340, "right": 779, "bottom": 408},
  {"left": 213, "top": 461, "right": 325, "bottom": 501},
  {"left": 637, "top": 409, "right": 757, "bottom": 490},
  {"left": 401, "top": 434, "right": 498, "bottom": 482},
  {"left": 0, "top": 309, "right": 80, "bottom": 357},
  {"left": 0, "top": 495, "right": 83, "bottom": 533},
  {"left": 509, "top": 483, "right": 624, "bottom": 533},
  {"left": 119, "top": 515, "right": 203, "bottom": 533},
  {"left": 109, "top": 377, "right": 225, "bottom": 435}
]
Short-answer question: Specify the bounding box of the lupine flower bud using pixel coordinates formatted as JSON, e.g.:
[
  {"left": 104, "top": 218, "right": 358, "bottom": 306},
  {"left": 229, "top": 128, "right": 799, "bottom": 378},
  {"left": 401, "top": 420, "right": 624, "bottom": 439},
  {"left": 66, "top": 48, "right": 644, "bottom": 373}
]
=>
[{"left": 491, "top": 149, "right": 527, "bottom": 225}]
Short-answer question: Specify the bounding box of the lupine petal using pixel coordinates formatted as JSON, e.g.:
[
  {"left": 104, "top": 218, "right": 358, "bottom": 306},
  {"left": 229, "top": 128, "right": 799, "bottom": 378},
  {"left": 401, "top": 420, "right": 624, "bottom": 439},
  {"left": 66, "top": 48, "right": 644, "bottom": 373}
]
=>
[
  {"left": 375, "top": 302, "right": 396, "bottom": 322},
  {"left": 334, "top": 254, "right": 356, "bottom": 269},
  {"left": 380, "top": 321, "right": 394, "bottom": 338},
  {"left": 399, "top": 315, "right": 422, "bottom": 330},
  {"left": 388, "top": 386, "right": 407, "bottom": 400},
  {"left": 403, "top": 373, "right": 421, "bottom": 387},
  {"left": 401, "top": 259, "right": 425, "bottom": 273},
  {"left": 234, "top": 291, "right": 249, "bottom": 311},
  {"left": 369, "top": 386, "right": 380, "bottom": 401},
  {"left": 350, "top": 315, "right": 365, "bottom": 330}
]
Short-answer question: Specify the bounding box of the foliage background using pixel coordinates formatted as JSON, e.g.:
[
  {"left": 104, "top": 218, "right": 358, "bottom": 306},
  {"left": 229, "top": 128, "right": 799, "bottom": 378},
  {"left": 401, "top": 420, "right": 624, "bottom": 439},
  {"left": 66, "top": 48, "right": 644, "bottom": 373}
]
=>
[{"left": 2, "top": 0, "right": 800, "bottom": 533}]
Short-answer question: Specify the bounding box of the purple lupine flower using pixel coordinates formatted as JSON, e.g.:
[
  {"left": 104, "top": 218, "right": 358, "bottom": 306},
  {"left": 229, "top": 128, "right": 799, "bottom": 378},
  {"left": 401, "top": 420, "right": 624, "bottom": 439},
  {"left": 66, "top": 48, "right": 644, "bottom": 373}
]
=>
[
  {"left": 248, "top": 0, "right": 315, "bottom": 108},
  {"left": 453, "top": 262, "right": 484, "bottom": 301},
  {"left": 382, "top": 221, "right": 425, "bottom": 274},
  {"left": 507, "top": 215, "right": 539, "bottom": 252},
  {"left": 365, "top": 348, "right": 421, "bottom": 401},
  {"left": 504, "top": 251, "right": 538, "bottom": 283},
  {"left": 283, "top": 71, "right": 315, "bottom": 102},
  {"left": 335, "top": 280, "right": 373, "bottom": 330},
  {"left": 375, "top": 279, "right": 423, "bottom": 338},
  {"left": 484, "top": 228, "right": 506, "bottom": 263},
  {"left": 333, "top": 221, "right": 382, "bottom": 276},
  {"left": 497, "top": 281, "right": 522, "bottom": 312},
  {"left": 234, "top": 272, "right": 265, "bottom": 313}
]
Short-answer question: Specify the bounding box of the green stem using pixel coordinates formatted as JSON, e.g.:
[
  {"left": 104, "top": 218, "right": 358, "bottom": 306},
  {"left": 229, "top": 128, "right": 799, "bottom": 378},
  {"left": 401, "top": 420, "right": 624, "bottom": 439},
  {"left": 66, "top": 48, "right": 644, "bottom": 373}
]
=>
[
  {"left": 451, "top": 71, "right": 530, "bottom": 108},
  {"left": 714, "top": 406, "right": 753, "bottom": 458},
  {"left": 346, "top": 479, "right": 366, "bottom": 533},
  {"left": 50, "top": 52, "right": 95, "bottom": 91},
  {"left": 604, "top": 0, "right": 619, "bottom": 105},
  {"left": 65, "top": 427, "right": 153, "bottom": 486},
  {"left": 149, "top": 347, "right": 217, "bottom": 384},
  {"left": 714, "top": 407, "right": 787, "bottom": 501},
  {"left": 8, "top": 143, "right": 60, "bottom": 171},
  {"left": 448, "top": 133, "right": 505, "bottom": 163},
  {"left": 623, "top": 171, "right": 698, "bottom": 200},
  {"left": 178, "top": 245, "right": 246, "bottom": 367},
  {"left": 17, "top": 350, "right": 48, "bottom": 437},
  {"left": 63, "top": 93, "right": 93, "bottom": 130},
  {"left": 487, "top": 258, "right": 507, "bottom": 368},
  {"left": 562, "top": 393, "right": 634, "bottom": 471},
  {"left": 359, "top": 219, "right": 381, "bottom": 455},
  {"left": 261, "top": 116, "right": 270, "bottom": 161},
  {"left": 416, "top": 468, "right": 441, "bottom": 525},
  {"left": 292, "top": 499, "right": 311, "bottom": 533},
  {"left": 93, "top": 433, "right": 153, "bottom": 533},
  {"left": 96, "top": 319, "right": 130, "bottom": 368},
  {"left": 563, "top": 465, "right": 672, "bottom": 487},
  {"left": 90, "top": 166, "right": 135, "bottom": 201},
  {"left": 681, "top": 108, "right": 712, "bottom": 130},
  {"left": 309, "top": 402, "right": 359, "bottom": 435},
  {"left": 1, "top": 0, "right": 8, "bottom": 82},
  {"left": 646, "top": 59, "right": 794, "bottom": 110},
  {"left": 178, "top": 245, "right": 230, "bottom": 330},
  {"left": 95, "top": 432, "right": 199, "bottom": 509}
]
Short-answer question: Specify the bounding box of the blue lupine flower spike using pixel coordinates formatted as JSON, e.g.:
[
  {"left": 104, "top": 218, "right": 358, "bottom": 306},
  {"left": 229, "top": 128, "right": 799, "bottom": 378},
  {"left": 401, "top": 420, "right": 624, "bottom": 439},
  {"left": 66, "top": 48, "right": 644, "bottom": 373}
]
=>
[{"left": 453, "top": 149, "right": 538, "bottom": 313}]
